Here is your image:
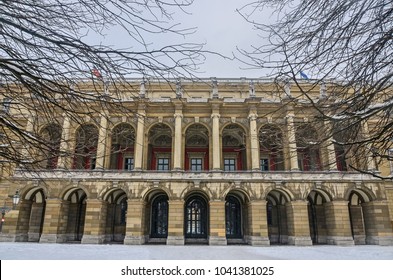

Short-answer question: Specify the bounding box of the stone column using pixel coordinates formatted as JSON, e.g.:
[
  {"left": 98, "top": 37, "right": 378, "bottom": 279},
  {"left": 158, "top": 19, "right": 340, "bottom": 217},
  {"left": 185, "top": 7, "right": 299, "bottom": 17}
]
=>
[
  {"left": 286, "top": 112, "right": 299, "bottom": 171},
  {"left": 361, "top": 121, "right": 377, "bottom": 171},
  {"left": 324, "top": 200, "right": 354, "bottom": 245},
  {"left": 57, "top": 114, "right": 71, "bottom": 169},
  {"left": 81, "top": 199, "right": 107, "bottom": 244},
  {"left": 167, "top": 200, "right": 185, "bottom": 245},
  {"left": 21, "top": 116, "right": 34, "bottom": 164},
  {"left": 40, "top": 199, "right": 69, "bottom": 243},
  {"left": 211, "top": 112, "right": 221, "bottom": 170},
  {"left": 362, "top": 200, "right": 393, "bottom": 245},
  {"left": 173, "top": 112, "right": 183, "bottom": 170},
  {"left": 124, "top": 199, "right": 147, "bottom": 245},
  {"left": 323, "top": 121, "right": 338, "bottom": 171},
  {"left": 134, "top": 107, "right": 145, "bottom": 170},
  {"left": 286, "top": 200, "right": 312, "bottom": 245},
  {"left": 95, "top": 113, "right": 109, "bottom": 169},
  {"left": 209, "top": 200, "right": 227, "bottom": 245},
  {"left": 247, "top": 200, "right": 270, "bottom": 246},
  {"left": 0, "top": 199, "right": 30, "bottom": 242},
  {"left": 249, "top": 112, "right": 260, "bottom": 170}
]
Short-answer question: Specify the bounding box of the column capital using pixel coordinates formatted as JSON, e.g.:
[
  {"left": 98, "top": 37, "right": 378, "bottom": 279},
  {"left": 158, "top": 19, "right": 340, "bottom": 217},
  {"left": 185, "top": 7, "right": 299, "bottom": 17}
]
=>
[
  {"left": 248, "top": 113, "right": 258, "bottom": 121},
  {"left": 211, "top": 112, "right": 220, "bottom": 119},
  {"left": 174, "top": 112, "right": 183, "bottom": 119}
]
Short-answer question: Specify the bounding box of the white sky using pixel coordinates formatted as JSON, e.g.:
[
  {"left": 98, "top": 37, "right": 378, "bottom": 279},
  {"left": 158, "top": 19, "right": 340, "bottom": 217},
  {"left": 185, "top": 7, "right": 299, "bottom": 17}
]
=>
[
  {"left": 177, "top": 0, "right": 272, "bottom": 78},
  {"left": 95, "top": 0, "right": 275, "bottom": 78}
]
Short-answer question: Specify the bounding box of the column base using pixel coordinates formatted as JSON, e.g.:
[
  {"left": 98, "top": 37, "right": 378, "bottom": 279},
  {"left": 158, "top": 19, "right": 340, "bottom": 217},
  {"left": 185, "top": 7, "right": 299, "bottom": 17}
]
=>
[
  {"left": 166, "top": 236, "right": 184, "bottom": 245},
  {"left": 326, "top": 236, "right": 354, "bottom": 246},
  {"left": 208, "top": 236, "right": 227, "bottom": 246},
  {"left": 0, "top": 233, "right": 28, "bottom": 242},
  {"left": 39, "top": 234, "right": 67, "bottom": 243},
  {"left": 366, "top": 236, "right": 393, "bottom": 246},
  {"left": 353, "top": 234, "right": 366, "bottom": 245},
  {"left": 81, "top": 234, "right": 105, "bottom": 244},
  {"left": 288, "top": 236, "right": 313, "bottom": 246},
  {"left": 247, "top": 236, "right": 270, "bottom": 246},
  {"left": 124, "top": 235, "right": 147, "bottom": 245},
  {"left": 28, "top": 232, "right": 41, "bottom": 242}
]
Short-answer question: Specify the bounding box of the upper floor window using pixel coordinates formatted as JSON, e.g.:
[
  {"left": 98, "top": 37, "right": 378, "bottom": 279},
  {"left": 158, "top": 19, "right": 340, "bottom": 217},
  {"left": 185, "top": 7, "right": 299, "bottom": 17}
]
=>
[
  {"left": 260, "top": 158, "right": 269, "bottom": 171},
  {"left": 157, "top": 157, "right": 170, "bottom": 170},
  {"left": 124, "top": 157, "right": 134, "bottom": 171},
  {"left": 1, "top": 98, "right": 11, "bottom": 114},
  {"left": 190, "top": 158, "right": 203, "bottom": 171},
  {"left": 224, "top": 158, "right": 236, "bottom": 171}
]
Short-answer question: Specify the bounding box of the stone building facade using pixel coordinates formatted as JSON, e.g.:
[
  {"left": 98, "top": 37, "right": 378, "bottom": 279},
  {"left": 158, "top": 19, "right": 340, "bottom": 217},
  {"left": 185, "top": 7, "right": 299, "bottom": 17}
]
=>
[{"left": 1, "top": 78, "right": 393, "bottom": 246}]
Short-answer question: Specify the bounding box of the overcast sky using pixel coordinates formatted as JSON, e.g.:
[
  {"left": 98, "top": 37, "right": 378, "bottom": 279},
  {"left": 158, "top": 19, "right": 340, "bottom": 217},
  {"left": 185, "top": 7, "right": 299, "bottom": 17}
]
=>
[
  {"left": 95, "top": 0, "right": 275, "bottom": 78},
  {"left": 179, "top": 0, "right": 273, "bottom": 78}
]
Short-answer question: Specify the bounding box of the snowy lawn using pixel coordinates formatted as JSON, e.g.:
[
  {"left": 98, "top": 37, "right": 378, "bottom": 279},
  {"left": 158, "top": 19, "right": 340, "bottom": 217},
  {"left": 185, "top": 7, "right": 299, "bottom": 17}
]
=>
[{"left": 0, "top": 242, "right": 392, "bottom": 260}]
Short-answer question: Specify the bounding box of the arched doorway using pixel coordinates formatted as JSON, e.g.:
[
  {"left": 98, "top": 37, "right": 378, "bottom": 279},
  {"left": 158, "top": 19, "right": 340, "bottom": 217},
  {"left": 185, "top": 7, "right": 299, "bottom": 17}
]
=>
[
  {"left": 150, "top": 194, "right": 169, "bottom": 238},
  {"left": 65, "top": 189, "right": 87, "bottom": 242},
  {"left": 104, "top": 189, "right": 127, "bottom": 243},
  {"left": 184, "top": 194, "right": 208, "bottom": 241},
  {"left": 307, "top": 190, "right": 329, "bottom": 244},
  {"left": 348, "top": 191, "right": 367, "bottom": 245},
  {"left": 266, "top": 190, "right": 289, "bottom": 244},
  {"left": 26, "top": 189, "right": 46, "bottom": 242},
  {"left": 225, "top": 195, "right": 242, "bottom": 239}
]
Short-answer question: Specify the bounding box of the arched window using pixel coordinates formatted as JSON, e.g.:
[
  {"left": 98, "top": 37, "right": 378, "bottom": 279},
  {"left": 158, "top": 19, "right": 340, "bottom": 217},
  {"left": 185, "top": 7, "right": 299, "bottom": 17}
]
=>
[
  {"left": 259, "top": 125, "right": 284, "bottom": 171},
  {"left": 185, "top": 195, "right": 207, "bottom": 238},
  {"left": 150, "top": 195, "right": 168, "bottom": 238},
  {"left": 74, "top": 124, "right": 98, "bottom": 169},
  {"left": 148, "top": 124, "right": 172, "bottom": 170},
  {"left": 110, "top": 123, "right": 135, "bottom": 170},
  {"left": 296, "top": 124, "right": 321, "bottom": 171},
  {"left": 39, "top": 124, "right": 62, "bottom": 169},
  {"left": 225, "top": 195, "right": 242, "bottom": 238},
  {"left": 222, "top": 124, "right": 247, "bottom": 171},
  {"left": 185, "top": 124, "right": 209, "bottom": 171}
]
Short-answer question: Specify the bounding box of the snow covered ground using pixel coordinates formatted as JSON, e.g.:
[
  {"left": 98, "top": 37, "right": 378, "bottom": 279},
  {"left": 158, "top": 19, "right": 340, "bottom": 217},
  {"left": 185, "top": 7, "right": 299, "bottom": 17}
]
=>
[{"left": 1, "top": 242, "right": 392, "bottom": 260}]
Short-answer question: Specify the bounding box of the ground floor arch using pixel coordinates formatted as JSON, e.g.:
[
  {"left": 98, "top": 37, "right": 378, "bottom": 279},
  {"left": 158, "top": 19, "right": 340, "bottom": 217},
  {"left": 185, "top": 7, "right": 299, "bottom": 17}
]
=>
[
  {"left": 266, "top": 189, "right": 289, "bottom": 244},
  {"left": 103, "top": 189, "right": 127, "bottom": 243},
  {"left": 184, "top": 193, "right": 209, "bottom": 242},
  {"left": 64, "top": 189, "right": 87, "bottom": 242}
]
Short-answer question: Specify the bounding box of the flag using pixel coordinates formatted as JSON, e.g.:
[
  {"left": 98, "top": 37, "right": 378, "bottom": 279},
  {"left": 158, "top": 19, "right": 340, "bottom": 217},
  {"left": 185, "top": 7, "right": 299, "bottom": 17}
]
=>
[
  {"left": 300, "top": 71, "right": 309, "bottom": 80},
  {"left": 92, "top": 68, "right": 102, "bottom": 79}
]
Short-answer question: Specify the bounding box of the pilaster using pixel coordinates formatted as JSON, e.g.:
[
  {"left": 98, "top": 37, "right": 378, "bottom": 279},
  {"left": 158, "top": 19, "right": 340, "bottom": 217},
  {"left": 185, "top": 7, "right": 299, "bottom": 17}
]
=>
[
  {"left": 285, "top": 112, "right": 299, "bottom": 171},
  {"left": 167, "top": 200, "right": 185, "bottom": 245},
  {"left": 211, "top": 110, "right": 221, "bottom": 170},
  {"left": 362, "top": 200, "right": 393, "bottom": 245},
  {"left": 134, "top": 105, "right": 145, "bottom": 170},
  {"left": 57, "top": 114, "right": 72, "bottom": 169},
  {"left": 324, "top": 200, "right": 354, "bottom": 245},
  {"left": 286, "top": 200, "right": 312, "bottom": 246},
  {"left": 247, "top": 200, "right": 270, "bottom": 246},
  {"left": 124, "top": 199, "right": 147, "bottom": 245},
  {"left": 40, "top": 199, "right": 69, "bottom": 243},
  {"left": 81, "top": 199, "right": 108, "bottom": 244},
  {"left": 95, "top": 113, "right": 109, "bottom": 169},
  {"left": 209, "top": 200, "right": 227, "bottom": 245},
  {"left": 173, "top": 110, "right": 183, "bottom": 170},
  {"left": 249, "top": 112, "right": 260, "bottom": 170}
]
